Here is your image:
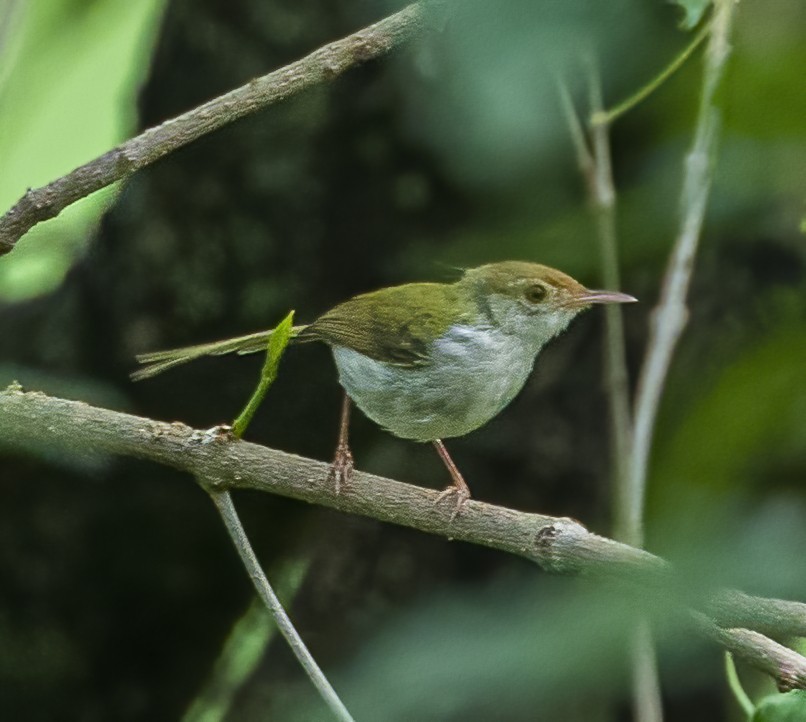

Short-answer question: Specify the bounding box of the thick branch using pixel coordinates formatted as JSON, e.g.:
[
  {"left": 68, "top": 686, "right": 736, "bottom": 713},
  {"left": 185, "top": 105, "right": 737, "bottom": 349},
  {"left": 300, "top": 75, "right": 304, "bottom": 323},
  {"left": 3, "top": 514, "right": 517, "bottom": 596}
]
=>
[
  {"left": 0, "top": 386, "right": 664, "bottom": 578},
  {"left": 2, "top": 385, "right": 806, "bottom": 690},
  {"left": 0, "top": 3, "right": 423, "bottom": 255}
]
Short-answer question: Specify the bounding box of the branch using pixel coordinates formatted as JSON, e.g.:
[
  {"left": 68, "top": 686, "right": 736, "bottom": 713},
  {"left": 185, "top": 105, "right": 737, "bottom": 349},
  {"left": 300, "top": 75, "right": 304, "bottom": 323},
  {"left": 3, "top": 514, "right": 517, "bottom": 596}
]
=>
[
  {"left": 208, "top": 490, "right": 354, "bottom": 721},
  {"left": 559, "top": 68, "right": 661, "bottom": 721},
  {"left": 560, "top": 60, "right": 663, "bottom": 720},
  {"left": 181, "top": 561, "right": 310, "bottom": 722},
  {"left": 695, "top": 614, "right": 806, "bottom": 693},
  {"left": 628, "top": 0, "right": 736, "bottom": 535},
  {"left": 0, "top": 3, "right": 424, "bottom": 255},
  {"left": 3, "top": 385, "right": 806, "bottom": 692},
  {"left": 588, "top": 64, "right": 661, "bottom": 722}
]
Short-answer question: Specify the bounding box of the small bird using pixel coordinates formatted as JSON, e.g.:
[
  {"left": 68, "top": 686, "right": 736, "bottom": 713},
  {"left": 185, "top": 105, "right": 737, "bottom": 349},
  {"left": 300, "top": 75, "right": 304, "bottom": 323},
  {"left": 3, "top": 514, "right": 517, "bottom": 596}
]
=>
[{"left": 133, "top": 261, "right": 636, "bottom": 516}]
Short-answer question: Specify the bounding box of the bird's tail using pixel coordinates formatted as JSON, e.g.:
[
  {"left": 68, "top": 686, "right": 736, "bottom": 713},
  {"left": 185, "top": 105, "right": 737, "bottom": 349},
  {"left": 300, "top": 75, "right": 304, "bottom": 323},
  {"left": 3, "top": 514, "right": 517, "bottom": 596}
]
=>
[{"left": 131, "top": 325, "right": 310, "bottom": 381}]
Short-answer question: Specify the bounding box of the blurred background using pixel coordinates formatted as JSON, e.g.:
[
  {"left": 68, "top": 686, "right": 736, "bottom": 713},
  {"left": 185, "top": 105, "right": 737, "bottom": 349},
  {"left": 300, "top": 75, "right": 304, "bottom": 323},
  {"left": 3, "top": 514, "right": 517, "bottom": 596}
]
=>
[{"left": 1, "top": 0, "right": 805, "bottom": 720}]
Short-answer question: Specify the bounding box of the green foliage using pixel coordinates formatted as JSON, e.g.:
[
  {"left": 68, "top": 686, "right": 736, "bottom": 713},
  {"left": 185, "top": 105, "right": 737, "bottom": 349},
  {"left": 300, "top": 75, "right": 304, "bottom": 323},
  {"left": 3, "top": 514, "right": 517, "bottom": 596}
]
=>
[
  {"left": 752, "top": 691, "right": 806, "bottom": 722},
  {"left": 0, "top": 0, "right": 166, "bottom": 300},
  {"left": 2, "top": 0, "right": 806, "bottom": 719},
  {"left": 655, "top": 326, "right": 806, "bottom": 494},
  {"left": 182, "top": 557, "right": 311, "bottom": 722},
  {"left": 231, "top": 311, "right": 295, "bottom": 438}
]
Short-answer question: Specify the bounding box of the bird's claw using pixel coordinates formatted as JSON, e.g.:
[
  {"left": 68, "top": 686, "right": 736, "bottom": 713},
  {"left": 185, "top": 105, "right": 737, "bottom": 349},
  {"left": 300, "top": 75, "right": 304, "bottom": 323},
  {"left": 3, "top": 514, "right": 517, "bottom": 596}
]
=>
[
  {"left": 327, "top": 443, "right": 354, "bottom": 494},
  {"left": 434, "top": 484, "right": 470, "bottom": 522}
]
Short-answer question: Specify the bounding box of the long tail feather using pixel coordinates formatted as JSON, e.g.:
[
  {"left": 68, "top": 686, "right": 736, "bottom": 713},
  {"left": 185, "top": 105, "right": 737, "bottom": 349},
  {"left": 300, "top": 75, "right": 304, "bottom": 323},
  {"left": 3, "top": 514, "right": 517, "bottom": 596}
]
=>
[{"left": 131, "top": 325, "right": 309, "bottom": 381}]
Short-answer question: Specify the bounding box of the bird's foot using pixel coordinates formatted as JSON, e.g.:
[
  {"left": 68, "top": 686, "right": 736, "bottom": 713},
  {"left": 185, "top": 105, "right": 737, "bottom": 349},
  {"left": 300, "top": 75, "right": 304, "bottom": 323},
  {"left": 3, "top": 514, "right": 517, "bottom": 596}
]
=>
[
  {"left": 327, "top": 442, "right": 354, "bottom": 494},
  {"left": 434, "top": 484, "right": 471, "bottom": 522}
]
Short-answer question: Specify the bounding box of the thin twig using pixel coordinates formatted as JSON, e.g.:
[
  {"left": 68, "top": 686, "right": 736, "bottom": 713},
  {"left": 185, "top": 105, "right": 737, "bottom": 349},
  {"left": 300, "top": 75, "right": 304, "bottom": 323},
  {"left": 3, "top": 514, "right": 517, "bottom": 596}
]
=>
[
  {"left": 182, "top": 558, "right": 311, "bottom": 722},
  {"left": 0, "top": 3, "right": 424, "bottom": 255},
  {"left": 557, "top": 75, "right": 634, "bottom": 541},
  {"left": 724, "top": 652, "right": 756, "bottom": 717},
  {"left": 631, "top": 619, "right": 664, "bottom": 722},
  {"left": 591, "top": 19, "right": 712, "bottom": 127},
  {"left": 629, "top": 0, "right": 736, "bottom": 548},
  {"left": 4, "top": 385, "right": 806, "bottom": 692},
  {"left": 208, "top": 489, "right": 355, "bottom": 722},
  {"left": 562, "top": 63, "right": 661, "bottom": 722},
  {"left": 584, "top": 62, "right": 635, "bottom": 546}
]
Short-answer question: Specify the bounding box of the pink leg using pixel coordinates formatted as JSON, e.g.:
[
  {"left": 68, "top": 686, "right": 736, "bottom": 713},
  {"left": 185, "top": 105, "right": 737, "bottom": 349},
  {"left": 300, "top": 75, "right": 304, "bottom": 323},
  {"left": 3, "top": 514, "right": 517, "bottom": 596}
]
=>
[
  {"left": 433, "top": 439, "right": 471, "bottom": 521},
  {"left": 328, "top": 391, "right": 354, "bottom": 493}
]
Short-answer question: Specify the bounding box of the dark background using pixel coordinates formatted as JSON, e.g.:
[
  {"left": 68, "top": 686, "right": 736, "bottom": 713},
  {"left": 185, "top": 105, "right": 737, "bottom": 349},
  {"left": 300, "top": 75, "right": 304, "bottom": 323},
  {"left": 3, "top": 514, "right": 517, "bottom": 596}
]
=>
[{"left": 1, "top": 1, "right": 805, "bottom": 720}]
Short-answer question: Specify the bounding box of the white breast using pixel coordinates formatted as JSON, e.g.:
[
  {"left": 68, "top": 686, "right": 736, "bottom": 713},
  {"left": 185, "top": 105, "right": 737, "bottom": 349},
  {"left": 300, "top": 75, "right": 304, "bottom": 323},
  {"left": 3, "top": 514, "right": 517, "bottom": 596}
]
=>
[{"left": 331, "top": 325, "right": 539, "bottom": 442}]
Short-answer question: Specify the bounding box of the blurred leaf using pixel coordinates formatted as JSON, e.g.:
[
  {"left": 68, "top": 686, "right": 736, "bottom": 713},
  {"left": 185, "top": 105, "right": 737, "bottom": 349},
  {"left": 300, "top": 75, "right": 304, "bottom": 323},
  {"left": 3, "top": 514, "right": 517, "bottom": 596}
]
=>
[
  {"left": 655, "top": 326, "right": 806, "bottom": 493},
  {"left": 752, "top": 690, "right": 806, "bottom": 722},
  {"left": 182, "top": 557, "right": 311, "bottom": 722},
  {"left": 277, "top": 575, "right": 709, "bottom": 721},
  {"left": 397, "top": 0, "right": 664, "bottom": 191},
  {"left": 0, "top": 0, "right": 166, "bottom": 301}
]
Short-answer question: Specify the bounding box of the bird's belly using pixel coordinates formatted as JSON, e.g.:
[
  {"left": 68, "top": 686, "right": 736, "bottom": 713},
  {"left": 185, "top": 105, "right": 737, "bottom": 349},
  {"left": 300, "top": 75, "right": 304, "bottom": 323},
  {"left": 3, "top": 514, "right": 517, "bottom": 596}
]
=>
[{"left": 331, "top": 326, "right": 536, "bottom": 441}]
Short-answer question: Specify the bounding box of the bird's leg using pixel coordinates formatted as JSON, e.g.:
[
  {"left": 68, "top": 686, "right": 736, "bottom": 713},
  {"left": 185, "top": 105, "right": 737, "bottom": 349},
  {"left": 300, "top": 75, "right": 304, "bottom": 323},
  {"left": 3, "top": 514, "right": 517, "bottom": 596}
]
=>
[
  {"left": 328, "top": 391, "right": 354, "bottom": 493},
  {"left": 432, "top": 439, "right": 471, "bottom": 521}
]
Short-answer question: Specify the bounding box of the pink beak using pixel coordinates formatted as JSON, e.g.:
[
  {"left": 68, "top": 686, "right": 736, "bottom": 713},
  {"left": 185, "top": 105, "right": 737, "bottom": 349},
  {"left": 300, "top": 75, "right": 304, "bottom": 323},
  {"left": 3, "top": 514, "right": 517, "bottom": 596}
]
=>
[{"left": 571, "top": 289, "right": 638, "bottom": 307}]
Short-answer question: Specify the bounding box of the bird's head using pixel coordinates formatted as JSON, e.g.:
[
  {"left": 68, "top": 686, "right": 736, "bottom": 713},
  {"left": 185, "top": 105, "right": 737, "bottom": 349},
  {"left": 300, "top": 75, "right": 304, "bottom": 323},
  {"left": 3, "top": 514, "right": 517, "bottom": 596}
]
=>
[{"left": 458, "top": 261, "right": 637, "bottom": 348}]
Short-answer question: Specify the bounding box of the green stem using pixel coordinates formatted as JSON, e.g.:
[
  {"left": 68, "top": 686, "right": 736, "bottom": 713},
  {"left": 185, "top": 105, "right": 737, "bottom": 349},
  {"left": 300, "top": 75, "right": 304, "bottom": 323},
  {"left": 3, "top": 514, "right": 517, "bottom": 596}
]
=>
[
  {"left": 231, "top": 310, "right": 295, "bottom": 438},
  {"left": 592, "top": 18, "right": 711, "bottom": 127},
  {"left": 725, "top": 652, "right": 756, "bottom": 718}
]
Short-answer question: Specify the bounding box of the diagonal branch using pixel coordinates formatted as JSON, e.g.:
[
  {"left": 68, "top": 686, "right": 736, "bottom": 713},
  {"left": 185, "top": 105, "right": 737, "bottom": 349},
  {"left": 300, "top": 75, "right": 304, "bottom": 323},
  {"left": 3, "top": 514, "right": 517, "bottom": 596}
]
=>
[
  {"left": 0, "top": 3, "right": 423, "bottom": 255},
  {"left": 208, "top": 489, "right": 355, "bottom": 721},
  {"left": 2, "top": 384, "right": 806, "bottom": 692}
]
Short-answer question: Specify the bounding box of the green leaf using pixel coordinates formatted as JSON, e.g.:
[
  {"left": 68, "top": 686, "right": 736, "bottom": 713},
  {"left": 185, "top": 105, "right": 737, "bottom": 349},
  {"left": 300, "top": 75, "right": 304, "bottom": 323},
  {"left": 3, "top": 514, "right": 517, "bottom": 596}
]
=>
[
  {"left": 672, "top": 0, "right": 712, "bottom": 30},
  {"left": 752, "top": 690, "right": 806, "bottom": 722},
  {"left": 0, "top": 0, "right": 167, "bottom": 300},
  {"left": 231, "top": 310, "right": 295, "bottom": 439},
  {"left": 262, "top": 310, "right": 296, "bottom": 384}
]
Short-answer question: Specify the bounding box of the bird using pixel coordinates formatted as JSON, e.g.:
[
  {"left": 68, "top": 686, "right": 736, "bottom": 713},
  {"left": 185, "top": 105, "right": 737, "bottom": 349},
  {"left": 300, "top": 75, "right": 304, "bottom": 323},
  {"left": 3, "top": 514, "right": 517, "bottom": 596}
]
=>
[{"left": 133, "top": 261, "right": 636, "bottom": 517}]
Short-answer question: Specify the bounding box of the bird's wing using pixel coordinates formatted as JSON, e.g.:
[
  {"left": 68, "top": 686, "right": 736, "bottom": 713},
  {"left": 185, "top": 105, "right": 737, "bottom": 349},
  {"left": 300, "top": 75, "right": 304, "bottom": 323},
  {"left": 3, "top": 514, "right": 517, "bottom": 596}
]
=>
[{"left": 299, "top": 283, "right": 457, "bottom": 367}]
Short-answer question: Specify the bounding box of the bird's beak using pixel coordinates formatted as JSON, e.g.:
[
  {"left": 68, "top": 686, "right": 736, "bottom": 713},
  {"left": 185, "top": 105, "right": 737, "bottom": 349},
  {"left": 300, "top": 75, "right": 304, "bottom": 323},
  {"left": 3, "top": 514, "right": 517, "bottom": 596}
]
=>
[{"left": 570, "top": 289, "right": 638, "bottom": 307}]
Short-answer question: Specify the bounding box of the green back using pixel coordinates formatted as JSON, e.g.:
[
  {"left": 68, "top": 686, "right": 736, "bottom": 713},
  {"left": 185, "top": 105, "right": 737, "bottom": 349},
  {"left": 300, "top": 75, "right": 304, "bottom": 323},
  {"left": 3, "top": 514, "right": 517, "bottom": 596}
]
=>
[{"left": 300, "top": 282, "right": 464, "bottom": 366}]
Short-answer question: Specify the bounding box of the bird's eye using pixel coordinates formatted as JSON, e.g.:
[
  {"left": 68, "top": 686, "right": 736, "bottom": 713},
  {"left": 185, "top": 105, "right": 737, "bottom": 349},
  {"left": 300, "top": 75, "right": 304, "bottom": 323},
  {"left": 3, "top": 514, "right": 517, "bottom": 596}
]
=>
[{"left": 524, "top": 284, "right": 547, "bottom": 304}]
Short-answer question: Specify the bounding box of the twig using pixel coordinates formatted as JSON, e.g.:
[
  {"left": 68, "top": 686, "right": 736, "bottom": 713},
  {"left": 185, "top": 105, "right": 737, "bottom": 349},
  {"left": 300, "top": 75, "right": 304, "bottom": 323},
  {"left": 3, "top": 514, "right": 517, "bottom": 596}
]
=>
[
  {"left": 629, "top": 0, "right": 736, "bottom": 548},
  {"left": 707, "top": 590, "right": 806, "bottom": 639},
  {"left": 181, "top": 559, "right": 311, "bottom": 722},
  {"left": 631, "top": 619, "right": 663, "bottom": 722},
  {"left": 557, "top": 75, "right": 633, "bottom": 542},
  {"left": 591, "top": 19, "right": 712, "bottom": 127},
  {"left": 725, "top": 652, "right": 756, "bottom": 717},
  {"left": 695, "top": 613, "right": 806, "bottom": 692},
  {"left": 584, "top": 62, "right": 635, "bottom": 547},
  {"left": 208, "top": 490, "right": 354, "bottom": 722},
  {"left": 561, "top": 63, "right": 661, "bottom": 722},
  {"left": 3, "top": 385, "right": 806, "bottom": 692},
  {"left": 0, "top": 3, "right": 423, "bottom": 255}
]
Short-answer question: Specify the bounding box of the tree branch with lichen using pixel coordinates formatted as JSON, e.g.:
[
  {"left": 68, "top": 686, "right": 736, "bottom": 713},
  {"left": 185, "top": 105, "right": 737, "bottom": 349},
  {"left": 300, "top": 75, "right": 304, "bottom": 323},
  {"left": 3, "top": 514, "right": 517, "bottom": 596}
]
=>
[{"left": 2, "top": 384, "right": 806, "bottom": 692}]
